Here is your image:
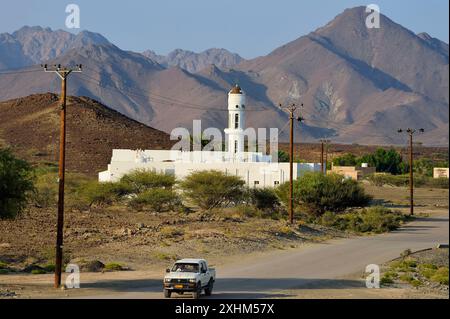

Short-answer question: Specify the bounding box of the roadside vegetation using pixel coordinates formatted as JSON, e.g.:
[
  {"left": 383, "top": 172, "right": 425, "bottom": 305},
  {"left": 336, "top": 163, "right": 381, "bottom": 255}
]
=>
[
  {"left": 333, "top": 148, "right": 448, "bottom": 189},
  {"left": 381, "top": 249, "right": 449, "bottom": 290},
  {"left": 0, "top": 149, "right": 34, "bottom": 219},
  {"left": 1, "top": 147, "right": 447, "bottom": 275},
  {"left": 365, "top": 173, "right": 448, "bottom": 189}
]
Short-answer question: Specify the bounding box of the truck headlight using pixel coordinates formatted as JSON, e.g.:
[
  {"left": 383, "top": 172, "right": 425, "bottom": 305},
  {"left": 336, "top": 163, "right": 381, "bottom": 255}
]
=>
[
  {"left": 164, "top": 278, "right": 171, "bottom": 283},
  {"left": 189, "top": 279, "right": 196, "bottom": 283}
]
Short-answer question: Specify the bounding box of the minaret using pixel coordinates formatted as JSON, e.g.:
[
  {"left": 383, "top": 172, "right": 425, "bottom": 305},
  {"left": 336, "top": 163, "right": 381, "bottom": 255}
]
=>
[{"left": 224, "top": 84, "right": 246, "bottom": 155}]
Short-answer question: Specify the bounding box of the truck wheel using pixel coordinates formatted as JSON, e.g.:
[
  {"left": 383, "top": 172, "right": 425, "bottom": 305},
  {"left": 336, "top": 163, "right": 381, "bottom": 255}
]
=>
[
  {"left": 204, "top": 280, "right": 214, "bottom": 296},
  {"left": 192, "top": 283, "right": 201, "bottom": 299},
  {"left": 164, "top": 289, "right": 172, "bottom": 298}
]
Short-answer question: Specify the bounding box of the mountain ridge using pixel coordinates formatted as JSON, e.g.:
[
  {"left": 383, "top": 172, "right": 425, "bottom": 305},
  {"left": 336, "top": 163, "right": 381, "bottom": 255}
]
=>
[{"left": 0, "top": 7, "right": 448, "bottom": 146}]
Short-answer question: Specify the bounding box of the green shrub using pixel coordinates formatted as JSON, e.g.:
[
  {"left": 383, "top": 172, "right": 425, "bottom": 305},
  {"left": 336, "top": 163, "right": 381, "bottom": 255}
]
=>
[
  {"left": 277, "top": 173, "right": 371, "bottom": 215},
  {"left": 120, "top": 169, "right": 176, "bottom": 193},
  {"left": 277, "top": 151, "right": 290, "bottom": 163},
  {"left": 380, "top": 274, "right": 395, "bottom": 285},
  {"left": 78, "top": 181, "right": 131, "bottom": 207},
  {"left": 431, "top": 267, "right": 449, "bottom": 285},
  {"left": 42, "top": 263, "right": 56, "bottom": 272},
  {"left": 366, "top": 174, "right": 449, "bottom": 189},
  {"left": 128, "top": 188, "right": 180, "bottom": 212},
  {"left": 319, "top": 207, "right": 407, "bottom": 233},
  {"left": 179, "top": 170, "right": 245, "bottom": 210},
  {"left": 104, "top": 263, "right": 125, "bottom": 271},
  {"left": 247, "top": 188, "right": 280, "bottom": 211},
  {"left": 31, "top": 269, "right": 47, "bottom": 275},
  {"left": 0, "top": 148, "right": 35, "bottom": 219},
  {"left": 0, "top": 269, "right": 9, "bottom": 275}
]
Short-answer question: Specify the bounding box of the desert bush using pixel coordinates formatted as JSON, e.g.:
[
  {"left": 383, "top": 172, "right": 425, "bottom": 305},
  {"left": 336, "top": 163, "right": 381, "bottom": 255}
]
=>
[
  {"left": 319, "top": 206, "right": 408, "bottom": 233},
  {"left": 120, "top": 169, "right": 176, "bottom": 193},
  {"left": 104, "top": 262, "right": 126, "bottom": 271},
  {"left": 277, "top": 172, "right": 372, "bottom": 215},
  {"left": 78, "top": 181, "right": 128, "bottom": 207},
  {"left": 431, "top": 267, "right": 449, "bottom": 285},
  {"left": 366, "top": 174, "right": 449, "bottom": 189},
  {"left": 0, "top": 148, "right": 35, "bottom": 219},
  {"left": 128, "top": 188, "right": 180, "bottom": 212},
  {"left": 32, "top": 173, "right": 58, "bottom": 208},
  {"left": 179, "top": 170, "right": 245, "bottom": 210},
  {"left": 424, "top": 178, "right": 449, "bottom": 189},
  {"left": 247, "top": 188, "right": 280, "bottom": 211},
  {"left": 234, "top": 204, "right": 284, "bottom": 220}
]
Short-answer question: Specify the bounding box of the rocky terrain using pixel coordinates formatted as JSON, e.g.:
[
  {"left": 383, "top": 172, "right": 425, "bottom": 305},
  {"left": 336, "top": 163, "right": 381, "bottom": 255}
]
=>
[
  {"left": 0, "top": 93, "right": 174, "bottom": 176},
  {"left": 142, "top": 48, "right": 244, "bottom": 73}
]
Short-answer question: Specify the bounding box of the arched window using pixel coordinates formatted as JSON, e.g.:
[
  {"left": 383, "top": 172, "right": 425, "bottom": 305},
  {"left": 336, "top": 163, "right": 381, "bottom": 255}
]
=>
[{"left": 235, "top": 114, "right": 239, "bottom": 129}]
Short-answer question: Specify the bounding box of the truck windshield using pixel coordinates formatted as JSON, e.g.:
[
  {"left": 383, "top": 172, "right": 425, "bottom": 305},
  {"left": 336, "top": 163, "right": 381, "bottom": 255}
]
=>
[{"left": 171, "top": 263, "right": 199, "bottom": 273}]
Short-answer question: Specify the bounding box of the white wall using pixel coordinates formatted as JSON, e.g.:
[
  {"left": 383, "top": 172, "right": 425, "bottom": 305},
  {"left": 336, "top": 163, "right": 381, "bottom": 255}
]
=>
[{"left": 99, "top": 150, "right": 321, "bottom": 187}]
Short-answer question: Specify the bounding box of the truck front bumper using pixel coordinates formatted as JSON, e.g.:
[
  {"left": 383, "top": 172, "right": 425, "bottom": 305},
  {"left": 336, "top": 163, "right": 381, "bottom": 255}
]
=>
[{"left": 164, "top": 282, "right": 198, "bottom": 292}]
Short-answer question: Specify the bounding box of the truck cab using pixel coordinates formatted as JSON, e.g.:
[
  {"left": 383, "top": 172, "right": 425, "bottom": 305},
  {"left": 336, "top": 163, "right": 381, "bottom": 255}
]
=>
[{"left": 163, "top": 258, "right": 216, "bottom": 299}]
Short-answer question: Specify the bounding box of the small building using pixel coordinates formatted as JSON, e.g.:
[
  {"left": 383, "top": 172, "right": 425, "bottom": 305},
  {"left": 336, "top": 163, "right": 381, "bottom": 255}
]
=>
[
  {"left": 328, "top": 163, "right": 376, "bottom": 181},
  {"left": 433, "top": 167, "right": 449, "bottom": 179},
  {"left": 99, "top": 85, "right": 322, "bottom": 187}
]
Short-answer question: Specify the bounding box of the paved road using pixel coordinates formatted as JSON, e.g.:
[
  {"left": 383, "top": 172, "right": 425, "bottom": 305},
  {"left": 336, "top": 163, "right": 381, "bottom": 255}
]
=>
[{"left": 77, "top": 213, "right": 449, "bottom": 299}]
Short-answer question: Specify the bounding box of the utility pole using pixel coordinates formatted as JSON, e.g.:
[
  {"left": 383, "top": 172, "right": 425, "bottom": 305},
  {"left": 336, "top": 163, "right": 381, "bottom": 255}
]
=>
[
  {"left": 43, "top": 64, "right": 82, "bottom": 288},
  {"left": 398, "top": 128, "right": 424, "bottom": 216},
  {"left": 320, "top": 141, "right": 324, "bottom": 174},
  {"left": 280, "top": 103, "right": 303, "bottom": 224},
  {"left": 319, "top": 139, "right": 331, "bottom": 174}
]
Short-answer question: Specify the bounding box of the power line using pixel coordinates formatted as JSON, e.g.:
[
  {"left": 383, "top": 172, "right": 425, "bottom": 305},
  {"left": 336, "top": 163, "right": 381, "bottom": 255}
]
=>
[
  {"left": 78, "top": 71, "right": 274, "bottom": 113},
  {"left": 0, "top": 68, "right": 42, "bottom": 75}
]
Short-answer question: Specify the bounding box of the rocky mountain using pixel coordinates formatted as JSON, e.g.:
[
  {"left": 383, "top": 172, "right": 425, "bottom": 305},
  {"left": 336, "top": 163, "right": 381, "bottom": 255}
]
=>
[
  {"left": 234, "top": 7, "right": 449, "bottom": 145},
  {"left": 0, "top": 7, "right": 448, "bottom": 146},
  {"left": 142, "top": 48, "right": 244, "bottom": 73},
  {"left": 0, "top": 93, "right": 173, "bottom": 175},
  {"left": 0, "top": 26, "right": 110, "bottom": 70}
]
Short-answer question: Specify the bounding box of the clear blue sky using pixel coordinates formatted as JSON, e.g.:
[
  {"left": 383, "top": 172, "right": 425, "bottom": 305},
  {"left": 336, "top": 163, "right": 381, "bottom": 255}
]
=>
[{"left": 0, "top": 0, "right": 448, "bottom": 58}]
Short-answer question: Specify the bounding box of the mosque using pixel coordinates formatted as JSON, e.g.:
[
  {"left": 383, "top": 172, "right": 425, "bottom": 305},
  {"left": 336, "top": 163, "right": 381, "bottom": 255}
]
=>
[{"left": 99, "top": 85, "right": 321, "bottom": 187}]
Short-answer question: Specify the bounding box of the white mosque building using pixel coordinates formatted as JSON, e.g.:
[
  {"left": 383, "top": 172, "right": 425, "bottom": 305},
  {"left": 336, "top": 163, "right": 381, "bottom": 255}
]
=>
[{"left": 99, "top": 85, "right": 321, "bottom": 188}]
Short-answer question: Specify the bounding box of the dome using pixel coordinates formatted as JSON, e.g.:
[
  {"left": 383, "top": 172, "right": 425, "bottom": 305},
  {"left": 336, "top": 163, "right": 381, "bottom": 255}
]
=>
[{"left": 229, "top": 84, "right": 243, "bottom": 94}]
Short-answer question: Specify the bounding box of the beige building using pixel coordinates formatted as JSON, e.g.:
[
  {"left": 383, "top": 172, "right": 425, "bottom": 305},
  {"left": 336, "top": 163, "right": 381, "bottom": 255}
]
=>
[
  {"left": 433, "top": 168, "right": 449, "bottom": 179},
  {"left": 329, "top": 164, "right": 376, "bottom": 181}
]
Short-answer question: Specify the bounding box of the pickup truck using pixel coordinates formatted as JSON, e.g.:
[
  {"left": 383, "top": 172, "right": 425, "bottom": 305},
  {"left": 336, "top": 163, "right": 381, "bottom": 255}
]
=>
[{"left": 163, "top": 258, "right": 216, "bottom": 299}]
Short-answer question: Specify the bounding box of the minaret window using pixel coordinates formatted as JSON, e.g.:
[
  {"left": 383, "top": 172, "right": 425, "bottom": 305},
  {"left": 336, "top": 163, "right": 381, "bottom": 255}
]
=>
[
  {"left": 235, "top": 114, "right": 239, "bottom": 129},
  {"left": 234, "top": 140, "right": 238, "bottom": 153}
]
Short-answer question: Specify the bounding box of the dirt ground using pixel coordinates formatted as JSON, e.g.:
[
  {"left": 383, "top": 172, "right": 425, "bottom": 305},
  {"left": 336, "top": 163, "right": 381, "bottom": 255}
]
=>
[{"left": 0, "top": 185, "right": 448, "bottom": 299}]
